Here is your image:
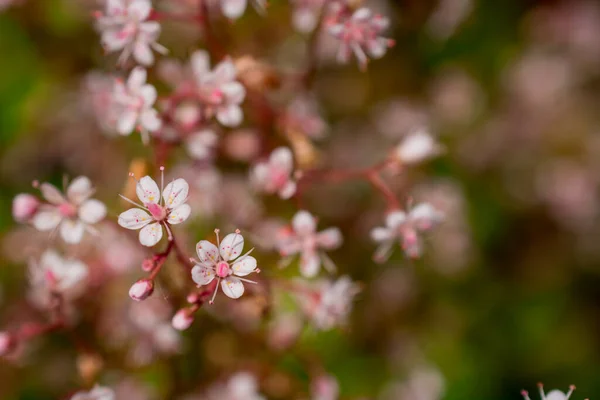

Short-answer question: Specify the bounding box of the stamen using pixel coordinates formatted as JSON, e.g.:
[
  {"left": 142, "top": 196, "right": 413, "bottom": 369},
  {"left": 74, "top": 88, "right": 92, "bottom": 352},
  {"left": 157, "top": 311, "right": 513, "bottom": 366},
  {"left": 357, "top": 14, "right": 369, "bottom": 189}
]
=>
[
  {"left": 214, "top": 229, "right": 221, "bottom": 248},
  {"left": 520, "top": 390, "right": 531, "bottom": 400},
  {"left": 538, "top": 383, "right": 546, "bottom": 400},
  {"left": 237, "top": 277, "right": 258, "bottom": 284},
  {"left": 209, "top": 278, "right": 221, "bottom": 305},
  {"left": 160, "top": 166, "right": 165, "bottom": 196},
  {"left": 118, "top": 194, "right": 148, "bottom": 210},
  {"left": 32, "top": 180, "right": 39, "bottom": 188},
  {"left": 320, "top": 250, "right": 337, "bottom": 274},
  {"left": 235, "top": 247, "right": 255, "bottom": 263},
  {"left": 163, "top": 222, "right": 173, "bottom": 241},
  {"left": 566, "top": 385, "right": 576, "bottom": 399}
]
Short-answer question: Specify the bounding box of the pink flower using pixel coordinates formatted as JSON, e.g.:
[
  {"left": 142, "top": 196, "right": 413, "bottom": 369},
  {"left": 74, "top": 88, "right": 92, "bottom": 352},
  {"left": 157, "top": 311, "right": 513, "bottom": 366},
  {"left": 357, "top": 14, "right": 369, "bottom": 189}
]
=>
[
  {"left": 328, "top": 7, "right": 394, "bottom": 70},
  {"left": 12, "top": 194, "right": 39, "bottom": 222},
  {"left": 118, "top": 168, "right": 191, "bottom": 247},
  {"left": 185, "top": 128, "right": 219, "bottom": 160},
  {"left": 29, "top": 177, "right": 107, "bottom": 244},
  {"left": 394, "top": 129, "right": 443, "bottom": 165},
  {"left": 203, "top": 372, "right": 266, "bottom": 400},
  {"left": 113, "top": 67, "right": 162, "bottom": 143},
  {"left": 277, "top": 210, "right": 342, "bottom": 278},
  {"left": 371, "top": 203, "right": 444, "bottom": 261},
  {"left": 290, "top": 0, "right": 326, "bottom": 33},
  {"left": 71, "top": 385, "right": 116, "bottom": 400},
  {"left": 191, "top": 50, "right": 246, "bottom": 127},
  {"left": 171, "top": 308, "right": 194, "bottom": 331},
  {"left": 95, "top": 0, "right": 167, "bottom": 66},
  {"left": 251, "top": 147, "right": 297, "bottom": 199},
  {"left": 0, "top": 331, "right": 15, "bottom": 356},
  {"left": 521, "top": 384, "right": 578, "bottom": 400},
  {"left": 279, "top": 95, "right": 328, "bottom": 140},
  {"left": 191, "top": 229, "right": 259, "bottom": 303},
  {"left": 311, "top": 375, "right": 339, "bottom": 400},
  {"left": 129, "top": 278, "right": 154, "bottom": 301}
]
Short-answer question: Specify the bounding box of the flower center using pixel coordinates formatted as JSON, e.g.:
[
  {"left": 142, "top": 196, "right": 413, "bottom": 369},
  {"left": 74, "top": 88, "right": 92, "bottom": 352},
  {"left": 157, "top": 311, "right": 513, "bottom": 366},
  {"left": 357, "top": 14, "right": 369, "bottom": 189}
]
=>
[
  {"left": 58, "top": 203, "right": 77, "bottom": 218},
  {"left": 147, "top": 203, "right": 167, "bottom": 221},
  {"left": 216, "top": 261, "right": 231, "bottom": 278}
]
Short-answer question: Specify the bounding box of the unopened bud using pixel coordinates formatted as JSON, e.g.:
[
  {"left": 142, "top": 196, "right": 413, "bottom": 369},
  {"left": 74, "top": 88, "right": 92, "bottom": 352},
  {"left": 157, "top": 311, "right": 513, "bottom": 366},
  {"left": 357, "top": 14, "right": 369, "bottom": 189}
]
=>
[
  {"left": 128, "top": 279, "right": 154, "bottom": 301},
  {"left": 12, "top": 194, "right": 39, "bottom": 222},
  {"left": 172, "top": 308, "right": 194, "bottom": 331}
]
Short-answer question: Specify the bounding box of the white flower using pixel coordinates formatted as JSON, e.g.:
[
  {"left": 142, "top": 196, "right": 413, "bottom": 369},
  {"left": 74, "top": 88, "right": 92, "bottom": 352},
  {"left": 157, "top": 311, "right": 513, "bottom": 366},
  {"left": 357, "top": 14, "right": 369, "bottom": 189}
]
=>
[
  {"left": 71, "top": 385, "right": 116, "bottom": 400},
  {"left": 251, "top": 147, "right": 297, "bottom": 199},
  {"left": 30, "top": 177, "right": 107, "bottom": 244},
  {"left": 191, "top": 229, "right": 259, "bottom": 303},
  {"left": 394, "top": 129, "right": 443, "bottom": 165},
  {"left": 118, "top": 168, "right": 191, "bottom": 247},
  {"left": 522, "top": 384, "right": 578, "bottom": 400},
  {"left": 95, "top": 0, "right": 167, "bottom": 66},
  {"left": 371, "top": 203, "right": 444, "bottom": 261},
  {"left": 328, "top": 7, "right": 394, "bottom": 70},
  {"left": 113, "top": 67, "right": 162, "bottom": 143},
  {"left": 191, "top": 50, "right": 246, "bottom": 127},
  {"left": 204, "top": 372, "right": 266, "bottom": 400},
  {"left": 185, "top": 128, "right": 219, "bottom": 160},
  {"left": 277, "top": 210, "right": 342, "bottom": 278},
  {"left": 213, "top": 0, "right": 267, "bottom": 20}
]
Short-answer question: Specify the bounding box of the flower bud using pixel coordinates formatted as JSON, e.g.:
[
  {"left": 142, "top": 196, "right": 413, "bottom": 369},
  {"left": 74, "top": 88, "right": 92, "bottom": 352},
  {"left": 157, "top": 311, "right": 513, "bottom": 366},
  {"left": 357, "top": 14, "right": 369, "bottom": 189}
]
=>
[
  {"left": 0, "top": 331, "right": 15, "bottom": 356},
  {"left": 128, "top": 279, "right": 154, "bottom": 301},
  {"left": 393, "top": 129, "right": 442, "bottom": 165},
  {"left": 12, "top": 194, "right": 39, "bottom": 222},
  {"left": 172, "top": 308, "right": 194, "bottom": 331},
  {"left": 141, "top": 257, "right": 157, "bottom": 272}
]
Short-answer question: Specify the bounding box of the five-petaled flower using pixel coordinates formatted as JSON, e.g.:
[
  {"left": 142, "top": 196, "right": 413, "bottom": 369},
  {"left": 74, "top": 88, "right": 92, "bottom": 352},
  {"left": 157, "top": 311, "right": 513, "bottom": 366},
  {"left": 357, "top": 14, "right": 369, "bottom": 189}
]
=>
[
  {"left": 26, "top": 177, "right": 107, "bottom": 244},
  {"left": 113, "top": 67, "right": 162, "bottom": 143},
  {"left": 71, "top": 385, "right": 116, "bottom": 400},
  {"left": 328, "top": 7, "right": 394, "bottom": 70},
  {"left": 371, "top": 203, "right": 444, "bottom": 261},
  {"left": 521, "top": 383, "right": 582, "bottom": 400},
  {"left": 118, "top": 167, "right": 191, "bottom": 247},
  {"left": 191, "top": 229, "right": 259, "bottom": 303},
  {"left": 95, "top": 0, "right": 167, "bottom": 66},
  {"left": 251, "top": 147, "right": 297, "bottom": 199},
  {"left": 277, "top": 210, "right": 342, "bottom": 278}
]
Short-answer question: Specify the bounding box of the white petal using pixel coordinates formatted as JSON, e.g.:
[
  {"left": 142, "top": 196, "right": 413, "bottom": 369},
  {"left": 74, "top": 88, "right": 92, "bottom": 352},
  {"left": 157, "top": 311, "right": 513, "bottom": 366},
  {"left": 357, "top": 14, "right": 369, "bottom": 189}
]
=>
[
  {"left": 191, "top": 50, "right": 211, "bottom": 79},
  {"left": 117, "top": 109, "right": 138, "bottom": 135},
  {"left": 221, "top": 277, "right": 245, "bottom": 298},
  {"left": 118, "top": 208, "right": 152, "bottom": 229},
  {"left": 293, "top": 9, "right": 318, "bottom": 33},
  {"left": 409, "top": 203, "right": 443, "bottom": 231},
  {"left": 60, "top": 220, "right": 85, "bottom": 244},
  {"left": 139, "top": 222, "right": 163, "bottom": 246},
  {"left": 196, "top": 240, "right": 219, "bottom": 265},
  {"left": 140, "top": 108, "right": 162, "bottom": 132},
  {"left": 191, "top": 264, "right": 216, "bottom": 285},
  {"left": 300, "top": 250, "right": 320, "bottom": 278},
  {"left": 185, "top": 130, "right": 218, "bottom": 160},
  {"left": 216, "top": 104, "right": 243, "bottom": 127},
  {"left": 370, "top": 227, "right": 392, "bottom": 242},
  {"left": 78, "top": 199, "right": 107, "bottom": 224},
  {"left": 168, "top": 204, "right": 191, "bottom": 224},
  {"left": 213, "top": 59, "right": 237, "bottom": 83},
  {"left": 352, "top": 7, "right": 372, "bottom": 21},
  {"left": 133, "top": 41, "right": 154, "bottom": 66},
  {"left": 32, "top": 210, "right": 62, "bottom": 231},
  {"left": 316, "top": 227, "right": 342, "bottom": 249},
  {"left": 129, "top": 0, "right": 152, "bottom": 20},
  {"left": 292, "top": 210, "right": 316, "bottom": 236},
  {"left": 136, "top": 176, "right": 160, "bottom": 204},
  {"left": 127, "top": 67, "right": 147, "bottom": 92},
  {"left": 162, "top": 178, "right": 189, "bottom": 209},
  {"left": 270, "top": 147, "right": 293, "bottom": 173},
  {"left": 251, "top": 162, "right": 269, "bottom": 187},
  {"left": 366, "top": 37, "right": 388, "bottom": 59},
  {"left": 40, "top": 183, "right": 65, "bottom": 205},
  {"left": 222, "top": 0, "right": 247, "bottom": 19},
  {"left": 67, "top": 176, "right": 93, "bottom": 204},
  {"left": 386, "top": 211, "right": 406, "bottom": 229},
  {"left": 139, "top": 84, "right": 157, "bottom": 107},
  {"left": 232, "top": 256, "right": 257, "bottom": 276},
  {"left": 219, "top": 232, "right": 245, "bottom": 261},
  {"left": 221, "top": 81, "right": 246, "bottom": 104},
  {"left": 278, "top": 180, "right": 297, "bottom": 199}
]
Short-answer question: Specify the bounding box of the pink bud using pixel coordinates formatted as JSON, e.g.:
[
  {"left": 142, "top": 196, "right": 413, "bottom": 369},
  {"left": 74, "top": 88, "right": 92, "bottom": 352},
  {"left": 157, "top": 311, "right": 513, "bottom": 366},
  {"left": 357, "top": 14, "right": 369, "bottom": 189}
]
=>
[
  {"left": 12, "top": 194, "right": 39, "bottom": 222},
  {"left": 129, "top": 279, "right": 154, "bottom": 301},
  {"left": 141, "top": 258, "right": 156, "bottom": 272},
  {"left": 172, "top": 309, "right": 194, "bottom": 331},
  {"left": 0, "top": 331, "right": 15, "bottom": 356}
]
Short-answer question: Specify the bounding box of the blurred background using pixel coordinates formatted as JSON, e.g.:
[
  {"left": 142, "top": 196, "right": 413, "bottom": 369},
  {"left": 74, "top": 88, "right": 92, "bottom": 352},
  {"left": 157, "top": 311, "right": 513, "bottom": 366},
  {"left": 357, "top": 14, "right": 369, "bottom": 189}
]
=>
[{"left": 2, "top": 0, "right": 600, "bottom": 399}]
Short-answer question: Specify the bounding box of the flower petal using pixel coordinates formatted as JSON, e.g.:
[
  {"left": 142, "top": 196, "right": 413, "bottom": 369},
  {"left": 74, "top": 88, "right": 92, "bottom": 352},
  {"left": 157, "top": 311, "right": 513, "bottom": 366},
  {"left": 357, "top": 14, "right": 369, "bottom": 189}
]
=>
[
  {"left": 221, "top": 0, "right": 247, "bottom": 19},
  {"left": 232, "top": 255, "right": 257, "bottom": 276},
  {"left": 139, "top": 222, "right": 163, "bottom": 247},
  {"left": 185, "top": 129, "right": 218, "bottom": 160},
  {"left": 133, "top": 41, "right": 154, "bottom": 66},
  {"left": 118, "top": 208, "right": 152, "bottom": 230},
  {"left": 191, "top": 264, "right": 216, "bottom": 286},
  {"left": 370, "top": 227, "right": 392, "bottom": 242},
  {"left": 79, "top": 199, "right": 107, "bottom": 224},
  {"left": 196, "top": 240, "right": 219, "bottom": 265},
  {"left": 216, "top": 104, "right": 243, "bottom": 127},
  {"left": 60, "top": 220, "right": 85, "bottom": 244},
  {"left": 127, "top": 67, "right": 147, "bottom": 92},
  {"left": 129, "top": 0, "right": 152, "bottom": 20},
  {"left": 270, "top": 147, "right": 293, "bottom": 173},
  {"left": 117, "top": 109, "right": 138, "bottom": 135},
  {"left": 136, "top": 176, "right": 160, "bottom": 204},
  {"left": 221, "top": 81, "right": 246, "bottom": 104},
  {"left": 32, "top": 210, "right": 62, "bottom": 231},
  {"left": 316, "top": 227, "right": 342, "bottom": 249},
  {"left": 162, "top": 178, "right": 189, "bottom": 209},
  {"left": 221, "top": 277, "right": 245, "bottom": 299},
  {"left": 386, "top": 211, "right": 406, "bottom": 229},
  {"left": 292, "top": 210, "right": 316, "bottom": 236},
  {"left": 67, "top": 176, "right": 93, "bottom": 204},
  {"left": 168, "top": 204, "right": 191, "bottom": 225},
  {"left": 40, "top": 183, "right": 66, "bottom": 205},
  {"left": 191, "top": 51, "right": 211, "bottom": 80},
  {"left": 219, "top": 232, "right": 245, "bottom": 261},
  {"left": 278, "top": 180, "right": 297, "bottom": 199},
  {"left": 300, "top": 250, "right": 320, "bottom": 277},
  {"left": 140, "top": 108, "right": 162, "bottom": 132}
]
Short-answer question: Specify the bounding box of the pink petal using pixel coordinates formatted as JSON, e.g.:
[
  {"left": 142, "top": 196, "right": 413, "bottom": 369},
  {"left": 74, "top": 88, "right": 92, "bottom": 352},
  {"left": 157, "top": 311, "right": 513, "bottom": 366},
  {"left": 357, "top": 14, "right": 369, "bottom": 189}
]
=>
[
  {"left": 40, "top": 183, "right": 65, "bottom": 205},
  {"left": 127, "top": 67, "right": 147, "bottom": 92},
  {"left": 219, "top": 232, "right": 245, "bottom": 261},
  {"left": 139, "top": 84, "right": 157, "bottom": 107},
  {"left": 292, "top": 210, "right": 316, "bottom": 236},
  {"left": 190, "top": 50, "right": 211, "bottom": 79},
  {"left": 118, "top": 208, "right": 152, "bottom": 229},
  {"left": 67, "top": 176, "right": 93, "bottom": 204},
  {"left": 232, "top": 256, "right": 257, "bottom": 276},
  {"left": 278, "top": 180, "right": 297, "bottom": 199},
  {"left": 185, "top": 130, "right": 218, "bottom": 160},
  {"left": 269, "top": 147, "right": 293, "bottom": 173},
  {"left": 221, "top": 276, "right": 245, "bottom": 299},
  {"left": 316, "top": 227, "right": 342, "bottom": 249},
  {"left": 139, "top": 222, "right": 163, "bottom": 247}
]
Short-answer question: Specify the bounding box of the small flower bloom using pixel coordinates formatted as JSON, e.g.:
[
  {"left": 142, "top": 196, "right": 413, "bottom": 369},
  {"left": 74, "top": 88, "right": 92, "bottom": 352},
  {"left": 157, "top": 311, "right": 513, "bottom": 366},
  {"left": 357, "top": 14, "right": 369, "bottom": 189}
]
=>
[
  {"left": 371, "top": 203, "right": 444, "bottom": 261},
  {"left": 521, "top": 384, "right": 578, "bottom": 400},
  {"left": 0, "top": 331, "right": 15, "bottom": 356},
  {"left": 277, "top": 210, "right": 342, "bottom": 278},
  {"left": 251, "top": 147, "right": 297, "bottom": 199},
  {"left": 279, "top": 95, "right": 328, "bottom": 140},
  {"left": 328, "top": 7, "right": 394, "bottom": 70},
  {"left": 171, "top": 308, "right": 194, "bottom": 330},
  {"left": 71, "top": 385, "right": 116, "bottom": 400},
  {"left": 129, "top": 278, "right": 154, "bottom": 301},
  {"left": 214, "top": 0, "right": 267, "bottom": 20},
  {"left": 113, "top": 67, "right": 162, "bottom": 143},
  {"left": 12, "top": 193, "right": 39, "bottom": 222},
  {"left": 191, "top": 229, "right": 259, "bottom": 303},
  {"left": 311, "top": 375, "right": 340, "bottom": 400},
  {"left": 185, "top": 128, "right": 219, "bottom": 160},
  {"left": 118, "top": 168, "right": 191, "bottom": 247},
  {"left": 191, "top": 50, "right": 247, "bottom": 127},
  {"left": 95, "top": 0, "right": 167, "bottom": 66},
  {"left": 28, "top": 177, "right": 107, "bottom": 244},
  {"left": 394, "top": 129, "right": 443, "bottom": 165},
  {"left": 291, "top": 0, "right": 326, "bottom": 33},
  {"left": 204, "top": 372, "right": 266, "bottom": 400}
]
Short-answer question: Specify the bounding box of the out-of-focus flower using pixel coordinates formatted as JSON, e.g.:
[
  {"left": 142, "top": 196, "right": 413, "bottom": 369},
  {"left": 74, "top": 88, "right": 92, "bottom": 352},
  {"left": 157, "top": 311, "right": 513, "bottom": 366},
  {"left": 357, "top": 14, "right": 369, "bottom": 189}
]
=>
[
  {"left": 71, "top": 385, "right": 116, "bottom": 400},
  {"left": 26, "top": 177, "right": 107, "bottom": 244},
  {"left": 171, "top": 308, "right": 194, "bottom": 330},
  {"left": 95, "top": 0, "right": 167, "bottom": 66},
  {"left": 0, "top": 331, "right": 15, "bottom": 356},
  {"left": 521, "top": 384, "right": 577, "bottom": 400},
  {"left": 296, "top": 275, "right": 360, "bottom": 330},
  {"left": 113, "top": 67, "right": 162, "bottom": 143},
  {"left": 210, "top": 0, "right": 267, "bottom": 20},
  {"left": 129, "top": 278, "right": 154, "bottom": 301},
  {"left": 12, "top": 194, "right": 39, "bottom": 222},
  {"left": 311, "top": 374, "right": 339, "bottom": 400},
  {"left": 328, "top": 7, "right": 394, "bottom": 70},
  {"left": 185, "top": 128, "right": 219, "bottom": 160},
  {"left": 118, "top": 168, "right": 191, "bottom": 247},
  {"left": 191, "top": 229, "right": 259, "bottom": 302},
  {"left": 379, "top": 365, "right": 445, "bottom": 400},
  {"left": 279, "top": 95, "right": 328, "bottom": 140},
  {"left": 203, "top": 371, "right": 265, "bottom": 400},
  {"left": 426, "top": 0, "right": 473, "bottom": 40},
  {"left": 291, "top": 0, "right": 326, "bottom": 33},
  {"left": 393, "top": 129, "right": 444, "bottom": 166},
  {"left": 277, "top": 210, "right": 342, "bottom": 278},
  {"left": 267, "top": 312, "right": 303, "bottom": 350},
  {"left": 251, "top": 147, "right": 297, "bottom": 199},
  {"left": 371, "top": 204, "right": 444, "bottom": 261}
]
